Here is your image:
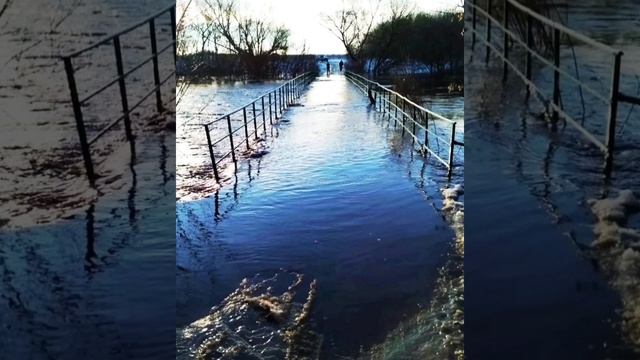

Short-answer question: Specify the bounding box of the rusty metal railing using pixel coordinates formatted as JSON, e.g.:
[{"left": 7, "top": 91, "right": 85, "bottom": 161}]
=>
[
  {"left": 62, "top": 4, "right": 176, "bottom": 187},
  {"left": 345, "top": 71, "right": 463, "bottom": 177},
  {"left": 203, "top": 72, "right": 315, "bottom": 183},
  {"left": 467, "top": 0, "right": 640, "bottom": 174}
]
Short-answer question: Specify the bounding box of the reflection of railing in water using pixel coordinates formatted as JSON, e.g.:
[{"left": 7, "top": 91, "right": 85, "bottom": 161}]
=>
[
  {"left": 202, "top": 72, "right": 316, "bottom": 183},
  {"left": 467, "top": 0, "right": 640, "bottom": 174},
  {"left": 345, "top": 71, "right": 463, "bottom": 177},
  {"left": 62, "top": 5, "right": 176, "bottom": 188}
]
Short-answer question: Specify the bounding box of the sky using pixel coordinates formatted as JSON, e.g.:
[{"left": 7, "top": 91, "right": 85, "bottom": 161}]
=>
[{"left": 179, "top": 0, "right": 462, "bottom": 54}]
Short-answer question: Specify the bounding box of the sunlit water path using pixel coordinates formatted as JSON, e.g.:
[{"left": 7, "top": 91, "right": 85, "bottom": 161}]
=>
[{"left": 177, "top": 75, "right": 464, "bottom": 359}]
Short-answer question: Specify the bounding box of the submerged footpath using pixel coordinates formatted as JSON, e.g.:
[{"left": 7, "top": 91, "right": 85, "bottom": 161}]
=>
[
  {"left": 0, "top": 0, "right": 174, "bottom": 227},
  {"left": 177, "top": 74, "right": 464, "bottom": 359},
  {"left": 464, "top": 6, "right": 640, "bottom": 355}
]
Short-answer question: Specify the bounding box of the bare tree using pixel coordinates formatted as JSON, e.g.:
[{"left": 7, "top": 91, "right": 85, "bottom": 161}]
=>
[
  {"left": 324, "top": 0, "right": 382, "bottom": 69},
  {"left": 366, "top": 0, "right": 413, "bottom": 74},
  {"left": 202, "top": 0, "right": 290, "bottom": 78},
  {"left": 176, "top": 0, "right": 194, "bottom": 106},
  {"left": 191, "top": 20, "right": 216, "bottom": 54}
]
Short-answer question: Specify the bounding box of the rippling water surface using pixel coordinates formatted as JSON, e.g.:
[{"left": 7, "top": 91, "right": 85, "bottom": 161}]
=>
[
  {"left": 465, "top": 1, "right": 640, "bottom": 358},
  {"left": 0, "top": 1, "right": 175, "bottom": 358},
  {"left": 176, "top": 75, "right": 464, "bottom": 359}
]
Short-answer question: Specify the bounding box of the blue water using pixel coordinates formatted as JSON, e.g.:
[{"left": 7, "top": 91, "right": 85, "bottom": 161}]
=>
[
  {"left": 176, "top": 75, "right": 462, "bottom": 358},
  {"left": 0, "top": 133, "right": 175, "bottom": 359},
  {"left": 465, "top": 1, "right": 640, "bottom": 358}
]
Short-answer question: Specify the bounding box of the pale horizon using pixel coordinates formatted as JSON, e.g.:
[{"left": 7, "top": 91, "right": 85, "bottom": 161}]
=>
[{"left": 179, "top": 0, "right": 462, "bottom": 55}]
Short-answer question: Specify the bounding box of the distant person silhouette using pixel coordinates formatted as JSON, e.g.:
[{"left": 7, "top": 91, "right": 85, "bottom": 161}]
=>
[
  {"left": 339, "top": 60, "right": 344, "bottom": 72},
  {"left": 326, "top": 61, "right": 330, "bottom": 77}
]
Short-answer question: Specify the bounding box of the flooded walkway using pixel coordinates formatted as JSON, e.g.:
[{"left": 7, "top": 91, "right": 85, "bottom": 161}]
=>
[
  {"left": 465, "top": 1, "right": 640, "bottom": 358},
  {"left": 177, "top": 75, "right": 461, "bottom": 358}
]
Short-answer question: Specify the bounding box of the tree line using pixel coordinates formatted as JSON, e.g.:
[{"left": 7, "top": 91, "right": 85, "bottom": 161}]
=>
[{"left": 178, "top": 0, "right": 463, "bottom": 82}]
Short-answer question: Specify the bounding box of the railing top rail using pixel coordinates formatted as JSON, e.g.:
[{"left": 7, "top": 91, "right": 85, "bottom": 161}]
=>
[
  {"left": 204, "top": 71, "right": 314, "bottom": 126},
  {"left": 346, "top": 71, "right": 456, "bottom": 124},
  {"left": 490, "top": 0, "right": 621, "bottom": 56},
  {"left": 62, "top": 4, "right": 175, "bottom": 59}
]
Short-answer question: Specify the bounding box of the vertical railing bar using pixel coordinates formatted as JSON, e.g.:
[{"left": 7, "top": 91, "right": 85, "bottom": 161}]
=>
[
  {"left": 553, "top": 27, "right": 561, "bottom": 122},
  {"left": 604, "top": 52, "right": 623, "bottom": 175},
  {"left": 252, "top": 101, "right": 258, "bottom": 140},
  {"left": 63, "top": 57, "right": 96, "bottom": 188},
  {"left": 149, "top": 18, "right": 164, "bottom": 112},
  {"left": 113, "top": 35, "right": 135, "bottom": 158},
  {"left": 525, "top": 13, "right": 533, "bottom": 96},
  {"left": 261, "top": 96, "right": 266, "bottom": 136},
  {"left": 486, "top": 0, "right": 493, "bottom": 63},
  {"left": 243, "top": 107, "right": 250, "bottom": 150},
  {"left": 502, "top": 0, "right": 509, "bottom": 80},
  {"left": 204, "top": 124, "right": 220, "bottom": 182},
  {"left": 170, "top": 6, "right": 176, "bottom": 62},
  {"left": 472, "top": 0, "right": 477, "bottom": 49},
  {"left": 227, "top": 115, "right": 237, "bottom": 163},
  {"left": 269, "top": 92, "right": 273, "bottom": 123},
  {"left": 448, "top": 122, "right": 456, "bottom": 177}
]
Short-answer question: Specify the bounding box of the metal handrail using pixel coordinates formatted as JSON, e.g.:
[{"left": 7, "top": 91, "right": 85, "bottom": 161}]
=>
[
  {"left": 345, "top": 71, "right": 462, "bottom": 176},
  {"left": 62, "top": 4, "right": 176, "bottom": 187},
  {"left": 203, "top": 72, "right": 316, "bottom": 183},
  {"left": 505, "top": 0, "right": 619, "bottom": 55},
  {"left": 346, "top": 71, "right": 456, "bottom": 124},
  {"left": 467, "top": 0, "right": 636, "bottom": 174},
  {"left": 63, "top": 5, "right": 175, "bottom": 59},
  {"left": 204, "top": 72, "right": 314, "bottom": 126}
]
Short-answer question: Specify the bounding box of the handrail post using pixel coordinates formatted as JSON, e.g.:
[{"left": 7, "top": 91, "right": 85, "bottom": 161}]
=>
[
  {"left": 269, "top": 92, "right": 273, "bottom": 123},
  {"left": 243, "top": 107, "right": 250, "bottom": 149},
  {"left": 472, "top": 0, "right": 477, "bottom": 49},
  {"left": 502, "top": 0, "right": 509, "bottom": 81},
  {"left": 204, "top": 124, "right": 220, "bottom": 182},
  {"left": 226, "top": 115, "right": 237, "bottom": 163},
  {"left": 252, "top": 102, "right": 258, "bottom": 139},
  {"left": 63, "top": 57, "right": 95, "bottom": 188},
  {"left": 401, "top": 99, "right": 406, "bottom": 135},
  {"left": 170, "top": 6, "right": 176, "bottom": 62},
  {"left": 552, "top": 28, "right": 561, "bottom": 122},
  {"left": 425, "top": 112, "right": 429, "bottom": 147},
  {"left": 525, "top": 14, "right": 533, "bottom": 96},
  {"left": 261, "top": 96, "right": 266, "bottom": 136},
  {"left": 412, "top": 106, "right": 417, "bottom": 144},
  {"left": 114, "top": 35, "right": 135, "bottom": 158},
  {"left": 448, "top": 122, "right": 456, "bottom": 177},
  {"left": 486, "top": 0, "right": 493, "bottom": 64},
  {"left": 394, "top": 94, "right": 398, "bottom": 126},
  {"left": 604, "top": 52, "right": 623, "bottom": 175},
  {"left": 149, "top": 19, "right": 164, "bottom": 113}
]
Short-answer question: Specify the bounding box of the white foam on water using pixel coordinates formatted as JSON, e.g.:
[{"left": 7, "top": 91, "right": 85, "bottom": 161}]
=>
[{"left": 589, "top": 190, "right": 640, "bottom": 346}]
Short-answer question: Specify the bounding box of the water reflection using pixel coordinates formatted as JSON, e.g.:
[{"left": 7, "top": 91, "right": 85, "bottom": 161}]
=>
[
  {"left": 177, "top": 75, "right": 463, "bottom": 358},
  {"left": 465, "top": 0, "right": 640, "bottom": 357}
]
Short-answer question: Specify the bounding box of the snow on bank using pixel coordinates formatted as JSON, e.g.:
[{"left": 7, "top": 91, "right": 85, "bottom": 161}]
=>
[{"left": 588, "top": 189, "right": 640, "bottom": 346}]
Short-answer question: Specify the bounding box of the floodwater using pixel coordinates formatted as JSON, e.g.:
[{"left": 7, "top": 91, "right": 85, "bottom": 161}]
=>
[
  {"left": 0, "top": 0, "right": 175, "bottom": 226},
  {"left": 176, "top": 79, "right": 284, "bottom": 200},
  {"left": 465, "top": 1, "right": 640, "bottom": 358},
  {"left": 176, "top": 74, "right": 464, "bottom": 359},
  {"left": 0, "top": 1, "right": 175, "bottom": 359}
]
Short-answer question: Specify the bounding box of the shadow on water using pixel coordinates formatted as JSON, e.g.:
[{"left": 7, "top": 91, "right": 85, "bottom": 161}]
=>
[
  {"left": 176, "top": 75, "right": 464, "bottom": 359},
  {"left": 465, "top": 1, "right": 640, "bottom": 358},
  {"left": 0, "top": 133, "right": 175, "bottom": 359}
]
